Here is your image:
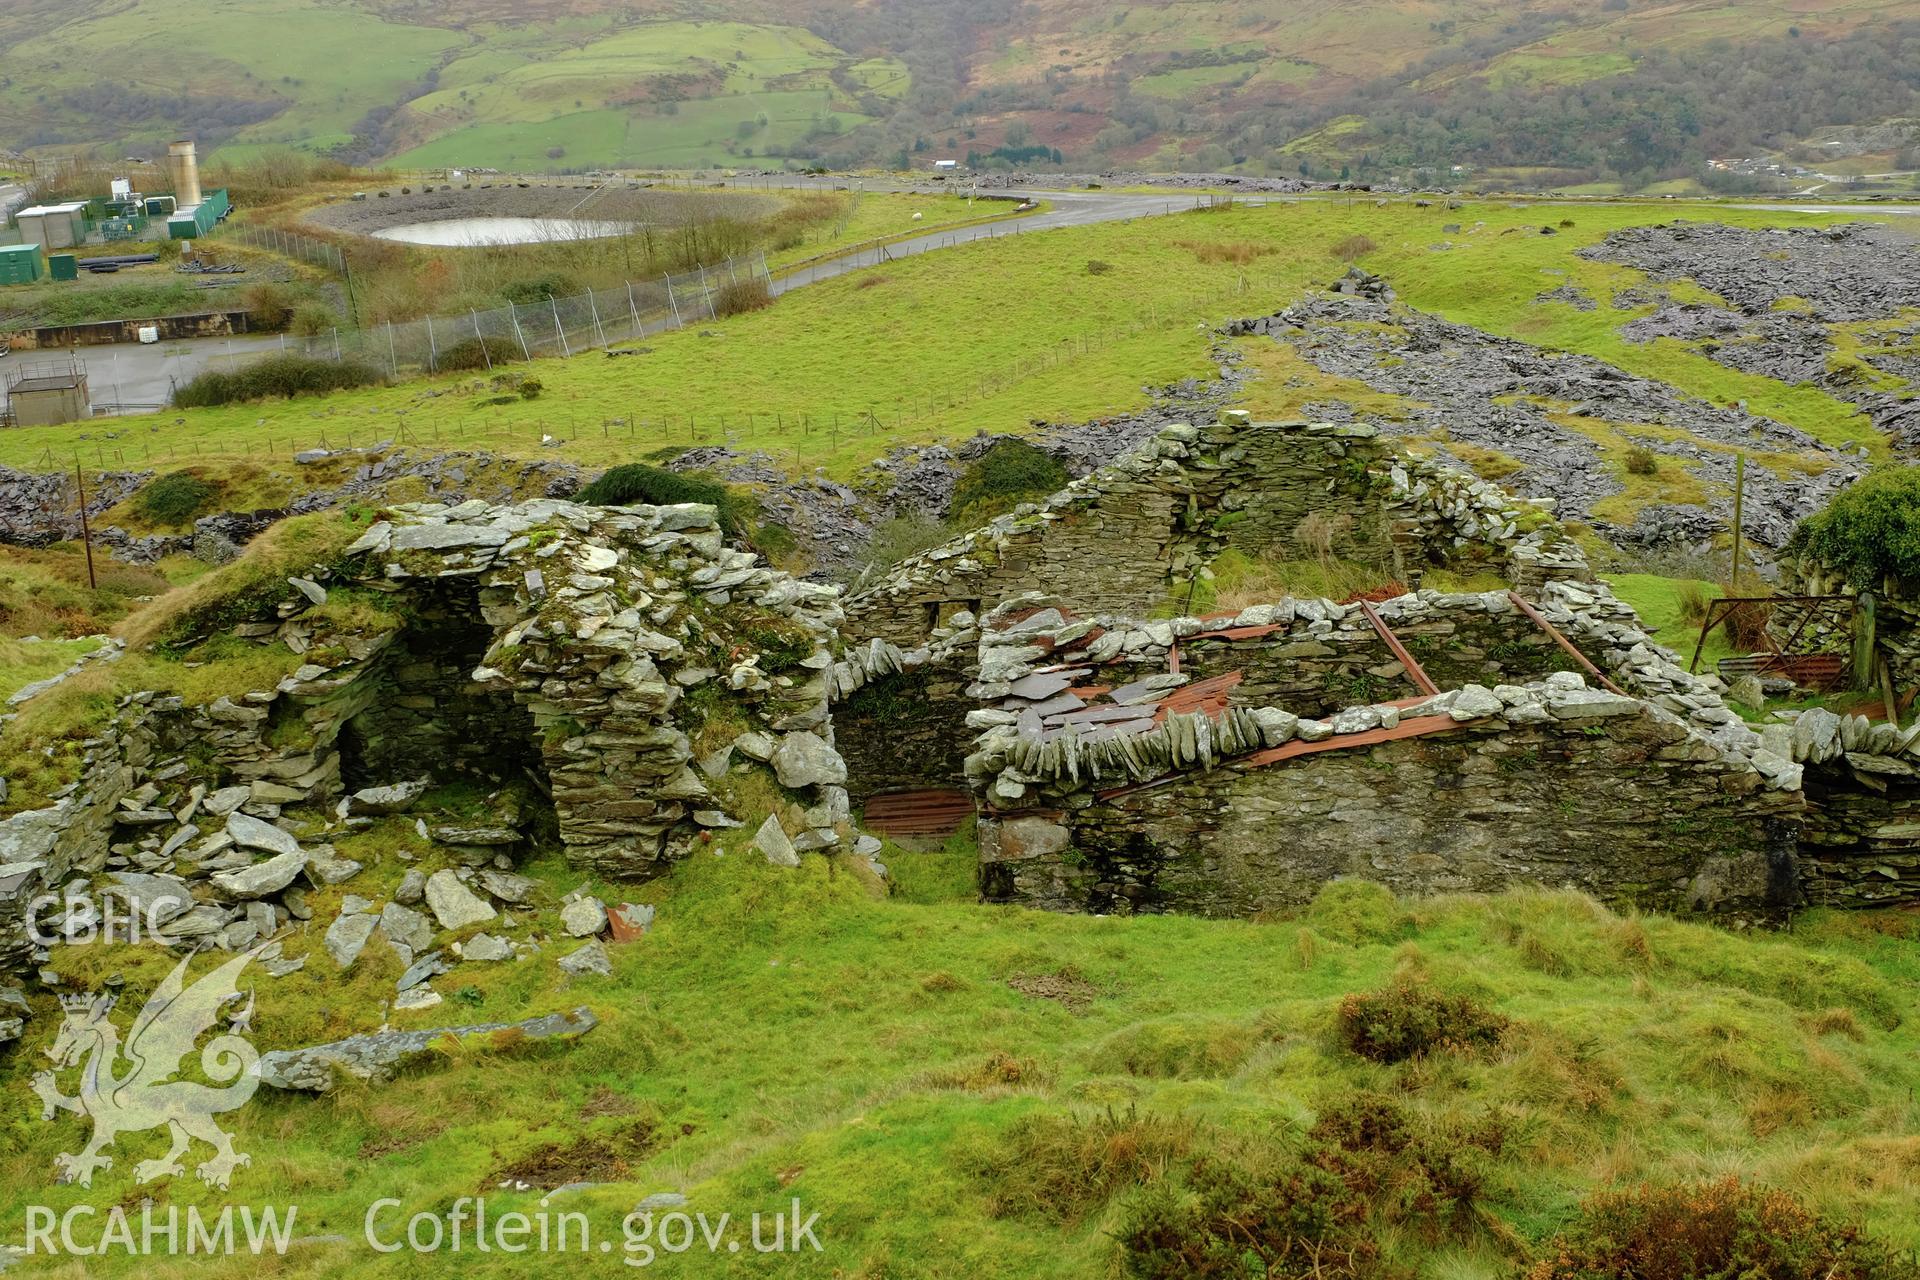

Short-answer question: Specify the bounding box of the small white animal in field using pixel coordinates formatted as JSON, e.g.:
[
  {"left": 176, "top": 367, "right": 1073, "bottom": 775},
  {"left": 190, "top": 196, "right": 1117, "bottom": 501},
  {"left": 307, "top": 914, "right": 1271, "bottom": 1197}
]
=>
[{"left": 911, "top": 211, "right": 923, "bottom": 221}]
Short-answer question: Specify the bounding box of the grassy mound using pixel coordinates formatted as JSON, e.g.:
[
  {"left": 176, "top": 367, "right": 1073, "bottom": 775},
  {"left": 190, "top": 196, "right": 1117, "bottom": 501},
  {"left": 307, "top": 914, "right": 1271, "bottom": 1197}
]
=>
[
  {"left": 3, "top": 861, "right": 1918, "bottom": 1276},
  {"left": 0, "top": 511, "right": 389, "bottom": 815}
]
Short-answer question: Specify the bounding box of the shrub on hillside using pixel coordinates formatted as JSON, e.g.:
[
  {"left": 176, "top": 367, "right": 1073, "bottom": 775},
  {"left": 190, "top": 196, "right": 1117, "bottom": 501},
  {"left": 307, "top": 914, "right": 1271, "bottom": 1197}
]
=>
[
  {"left": 433, "top": 335, "right": 522, "bottom": 372},
  {"left": 1526, "top": 1178, "right": 1917, "bottom": 1280},
  {"left": 1624, "top": 446, "right": 1659, "bottom": 475},
  {"left": 950, "top": 439, "right": 1069, "bottom": 525},
  {"left": 971, "top": 1107, "right": 1196, "bottom": 1225},
  {"left": 135, "top": 472, "right": 219, "bottom": 527},
  {"left": 711, "top": 277, "right": 772, "bottom": 317},
  {"left": 172, "top": 355, "right": 384, "bottom": 408},
  {"left": 501, "top": 275, "right": 577, "bottom": 306},
  {"left": 241, "top": 283, "right": 294, "bottom": 330},
  {"left": 1114, "top": 1091, "right": 1507, "bottom": 1280},
  {"left": 289, "top": 305, "right": 336, "bottom": 337},
  {"left": 1788, "top": 466, "right": 1920, "bottom": 585},
  {"left": 574, "top": 465, "right": 744, "bottom": 534},
  {"left": 1332, "top": 234, "right": 1377, "bottom": 261},
  {"left": 1336, "top": 976, "right": 1508, "bottom": 1063}
]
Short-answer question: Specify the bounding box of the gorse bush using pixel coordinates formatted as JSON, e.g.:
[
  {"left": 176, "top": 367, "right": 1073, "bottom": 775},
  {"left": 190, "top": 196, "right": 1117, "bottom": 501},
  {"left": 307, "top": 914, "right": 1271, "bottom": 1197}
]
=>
[
  {"left": 1336, "top": 976, "right": 1509, "bottom": 1062},
  {"left": 1789, "top": 466, "right": 1920, "bottom": 585},
  {"left": 135, "top": 472, "right": 219, "bottom": 527},
  {"left": 711, "top": 277, "right": 772, "bottom": 317},
  {"left": 1526, "top": 1178, "right": 1919, "bottom": 1280},
  {"left": 500, "top": 275, "right": 577, "bottom": 306},
  {"left": 171, "top": 354, "right": 385, "bottom": 408},
  {"left": 1624, "top": 446, "right": 1660, "bottom": 475},
  {"left": 574, "top": 465, "right": 744, "bottom": 534},
  {"left": 950, "top": 439, "right": 1069, "bottom": 525},
  {"left": 971, "top": 1106, "right": 1195, "bottom": 1225},
  {"left": 1114, "top": 1091, "right": 1509, "bottom": 1280},
  {"left": 241, "top": 282, "right": 294, "bottom": 329},
  {"left": 433, "top": 335, "right": 523, "bottom": 372}
]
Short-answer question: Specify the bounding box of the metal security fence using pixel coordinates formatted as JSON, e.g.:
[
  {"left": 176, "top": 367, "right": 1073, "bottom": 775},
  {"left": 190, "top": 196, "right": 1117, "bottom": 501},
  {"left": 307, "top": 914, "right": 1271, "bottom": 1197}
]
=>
[
  {"left": 246, "top": 251, "right": 770, "bottom": 378},
  {"left": 217, "top": 224, "right": 348, "bottom": 274}
]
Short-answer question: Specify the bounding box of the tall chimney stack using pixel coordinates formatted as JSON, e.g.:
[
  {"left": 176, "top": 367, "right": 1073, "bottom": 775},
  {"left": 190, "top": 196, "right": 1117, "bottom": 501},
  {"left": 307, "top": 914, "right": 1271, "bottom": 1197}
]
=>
[{"left": 167, "top": 139, "right": 201, "bottom": 207}]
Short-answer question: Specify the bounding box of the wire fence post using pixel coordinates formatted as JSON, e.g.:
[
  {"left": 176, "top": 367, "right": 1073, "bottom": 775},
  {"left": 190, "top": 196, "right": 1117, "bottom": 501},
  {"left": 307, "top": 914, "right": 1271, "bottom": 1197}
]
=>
[
  {"left": 509, "top": 302, "right": 531, "bottom": 360},
  {"left": 666, "top": 279, "right": 682, "bottom": 327},
  {"left": 425, "top": 314, "right": 438, "bottom": 370},
  {"left": 550, "top": 297, "right": 570, "bottom": 358},
  {"left": 587, "top": 289, "right": 607, "bottom": 348},
  {"left": 471, "top": 310, "right": 491, "bottom": 371}
]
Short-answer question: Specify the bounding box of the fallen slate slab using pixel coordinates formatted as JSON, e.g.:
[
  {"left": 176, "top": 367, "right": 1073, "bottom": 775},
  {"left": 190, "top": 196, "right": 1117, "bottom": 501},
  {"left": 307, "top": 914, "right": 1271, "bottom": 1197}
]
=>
[
  {"left": 771, "top": 731, "right": 847, "bottom": 789},
  {"left": 477, "top": 869, "right": 538, "bottom": 904},
  {"left": 211, "top": 849, "right": 309, "bottom": 900},
  {"left": 559, "top": 940, "right": 611, "bottom": 977},
  {"left": 753, "top": 814, "right": 800, "bottom": 867},
  {"left": 425, "top": 870, "right": 497, "bottom": 929},
  {"left": 348, "top": 781, "right": 430, "bottom": 816},
  {"left": 324, "top": 911, "right": 379, "bottom": 970},
  {"left": 258, "top": 1007, "right": 599, "bottom": 1093},
  {"left": 560, "top": 897, "right": 607, "bottom": 938},
  {"left": 227, "top": 812, "right": 302, "bottom": 858},
  {"left": 398, "top": 950, "right": 453, "bottom": 992},
  {"left": 102, "top": 872, "right": 195, "bottom": 924}
]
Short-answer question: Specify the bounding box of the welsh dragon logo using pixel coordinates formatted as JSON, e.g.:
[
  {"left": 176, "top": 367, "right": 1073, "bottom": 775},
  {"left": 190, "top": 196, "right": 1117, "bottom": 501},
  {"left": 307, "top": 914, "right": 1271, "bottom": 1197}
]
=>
[{"left": 30, "top": 949, "right": 262, "bottom": 1189}]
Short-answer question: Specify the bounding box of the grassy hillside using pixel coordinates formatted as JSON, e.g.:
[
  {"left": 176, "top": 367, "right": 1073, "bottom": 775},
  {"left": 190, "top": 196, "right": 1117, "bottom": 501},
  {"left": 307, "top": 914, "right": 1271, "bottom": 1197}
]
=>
[
  {"left": 0, "top": 198, "right": 1876, "bottom": 492},
  {"left": 5, "top": 854, "right": 1920, "bottom": 1277},
  {"left": 1, "top": 0, "right": 1915, "bottom": 181}
]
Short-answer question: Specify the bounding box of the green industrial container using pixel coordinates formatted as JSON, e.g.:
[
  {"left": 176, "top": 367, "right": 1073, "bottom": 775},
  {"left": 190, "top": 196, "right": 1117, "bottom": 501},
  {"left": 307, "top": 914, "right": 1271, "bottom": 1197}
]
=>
[
  {"left": 48, "top": 253, "right": 78, "bottom": 281},
  {"left": 0, "top": 242, "right": 43, "bottom": 285}
]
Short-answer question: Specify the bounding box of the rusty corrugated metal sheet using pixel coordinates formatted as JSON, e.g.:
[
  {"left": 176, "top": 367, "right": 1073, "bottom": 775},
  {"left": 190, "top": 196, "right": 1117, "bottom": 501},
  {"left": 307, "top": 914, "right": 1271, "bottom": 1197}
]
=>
[{"left": 863, "top": 789, "right": 976, "bottom": 838}]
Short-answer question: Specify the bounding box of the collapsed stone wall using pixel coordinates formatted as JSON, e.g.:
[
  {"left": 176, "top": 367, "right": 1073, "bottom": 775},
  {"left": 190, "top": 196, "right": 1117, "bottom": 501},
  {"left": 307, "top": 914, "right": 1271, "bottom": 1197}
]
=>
[
  {"left": 969, "top": 594, "right": 1593, "bottom": 723},
  {"left": 0, "top": 498, "right": 867, "bottom": 985},
  {"left": 842, "top": 416, "right": 1589, "bottom": 653}
]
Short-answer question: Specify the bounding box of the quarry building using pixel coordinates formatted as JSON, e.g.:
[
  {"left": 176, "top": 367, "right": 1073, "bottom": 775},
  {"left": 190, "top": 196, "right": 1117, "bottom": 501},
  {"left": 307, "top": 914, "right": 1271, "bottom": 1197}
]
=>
[{"left": 4, "top": 414, "right": 1920, "bottom": 983}]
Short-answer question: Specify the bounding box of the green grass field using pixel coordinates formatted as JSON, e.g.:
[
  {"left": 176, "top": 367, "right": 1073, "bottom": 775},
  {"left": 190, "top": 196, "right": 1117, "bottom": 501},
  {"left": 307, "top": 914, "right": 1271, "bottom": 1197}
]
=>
[
  {"left": 0, "top": 0, "right": 464, "bottom": 152},
  {"left": 388, "top": 20, "right": 872, "bottom": 171},
  {"left": 3, "top": 851, "right": 1918, "bottom": 1277},
  {"left": 1, "top": 198, "right": 1891, "bottom": 491}
]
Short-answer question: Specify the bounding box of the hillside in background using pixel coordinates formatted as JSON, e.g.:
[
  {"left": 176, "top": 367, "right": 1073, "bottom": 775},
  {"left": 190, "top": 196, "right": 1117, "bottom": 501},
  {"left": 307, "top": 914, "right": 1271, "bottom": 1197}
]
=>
[{"left": 0, "top": 0, "right": 1917, "bottom": 184}]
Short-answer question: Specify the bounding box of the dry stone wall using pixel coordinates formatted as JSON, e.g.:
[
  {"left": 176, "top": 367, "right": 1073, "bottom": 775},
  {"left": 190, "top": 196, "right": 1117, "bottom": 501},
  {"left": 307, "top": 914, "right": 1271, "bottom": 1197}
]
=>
[
  {"left": 844, "top": 416, "right": 1589, "bottom": 653},
  {"left": 963, "top": 570, "right": 1811, "bottom": 919},
  {"left": 975, "top": 682, "right": 1802, "bottom": 920}
]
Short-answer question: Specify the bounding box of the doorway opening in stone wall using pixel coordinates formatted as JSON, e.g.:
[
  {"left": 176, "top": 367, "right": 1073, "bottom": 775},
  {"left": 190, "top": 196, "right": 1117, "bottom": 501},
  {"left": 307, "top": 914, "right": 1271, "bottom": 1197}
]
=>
[{"left": 336, "top": 580, "right": 557, "bottom": 845}]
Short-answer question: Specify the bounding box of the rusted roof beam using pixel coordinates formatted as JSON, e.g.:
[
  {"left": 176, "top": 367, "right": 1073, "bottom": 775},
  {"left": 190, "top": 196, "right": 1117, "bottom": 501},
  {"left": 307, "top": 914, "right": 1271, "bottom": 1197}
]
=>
[
  {"left": 1356, "top": 599, "right": 1440, "bottom": 696},
  {"left": 1507, "top": 591, "right": 1626, "bottom": 696}
]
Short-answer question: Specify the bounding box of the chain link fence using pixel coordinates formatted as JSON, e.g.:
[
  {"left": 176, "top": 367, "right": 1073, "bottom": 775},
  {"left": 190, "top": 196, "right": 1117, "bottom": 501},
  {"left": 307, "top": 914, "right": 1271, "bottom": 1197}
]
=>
[{"left": 236, "top": 251, "right": 770, "bottom": 379}]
